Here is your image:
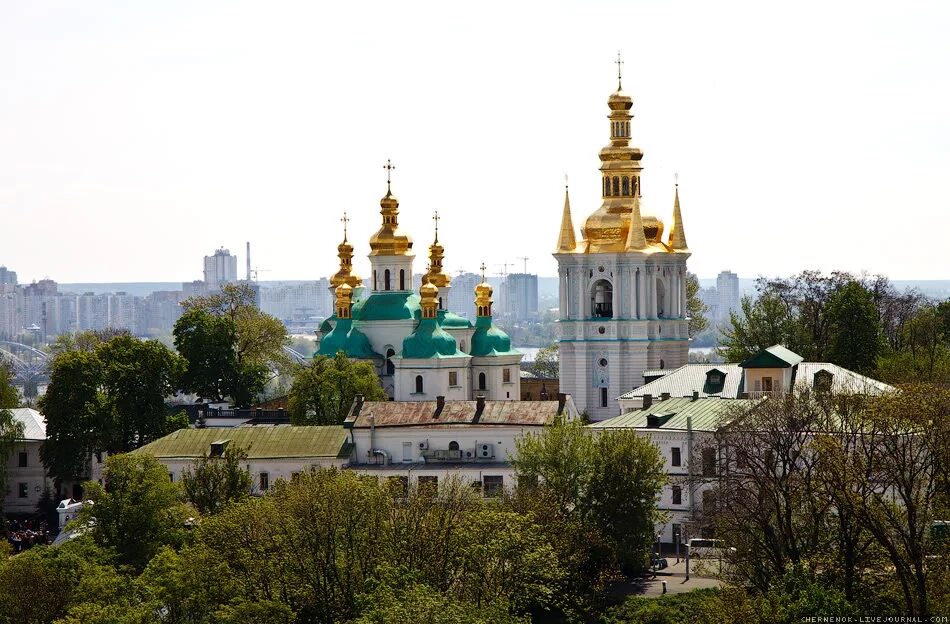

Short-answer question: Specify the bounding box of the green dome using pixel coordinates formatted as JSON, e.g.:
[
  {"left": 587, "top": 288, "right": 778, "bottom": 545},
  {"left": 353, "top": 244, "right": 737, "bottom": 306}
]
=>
[
  {"left": 470, "top": 316, "right": 519, "bottom": 357},
  {"left": 317, "top": 318, "right": 381, "bottom": 360},
  {"left": 439, "top": 309, "right": 473, "bottom": 329},
  {"left": 352, "top": 292, "right": 420, "bottom": 322},
  {"left": 402, "top": 318, "right": 463, "bottom": 359}
]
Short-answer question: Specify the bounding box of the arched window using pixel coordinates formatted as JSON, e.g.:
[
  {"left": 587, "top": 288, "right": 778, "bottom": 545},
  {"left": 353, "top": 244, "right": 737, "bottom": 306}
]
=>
[
  {"left": 612, "top": 177, "right": 620, "bottom": 196},
  {"left": 656, "top": 278, "right": 666, "bottom": 318},
  {"left": 373, "top": 270, "right": 378, "bottom": 291},
  {"left": 622, "top": 177, "right": 629, "bottom": 196},
  {"left": 385, "top": 348, "right": 395, "bottom": 376},
  {"left": 591, "top": 279, "right": 613, "bottom": 318},
  {"left": 399, "top": 269, "right": 405, "bottom": 290},
  {"left": 384, "top": 269, "right": 391, "bottom": 291},
  {"left": 438, "top": 296, "right": 443, "bottom": 309},
  {"left": 625, "top": 122, "right": 630, "bottom": 136},
  {"left": 478, "top": 372, "right": 486, "bottom": 391},
  {"left": 414, "top": 375, "right": 424, "bottom": 394},
  {"left": 660, "top": 359, "right": 665, "bottom": 370},
  {"left": 449, "top": 441, "right": 460, "bottom": 451},
  {"left": 604, "top": 178, "right": 610, "bottom": 196}
]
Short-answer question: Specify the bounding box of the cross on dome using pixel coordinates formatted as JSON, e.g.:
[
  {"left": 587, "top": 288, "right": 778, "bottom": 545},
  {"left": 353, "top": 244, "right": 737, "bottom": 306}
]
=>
[
  {"left": 615, "top": 51, "right": 624, "bottom": 90},
  {"left": 383, "top": 159, "right": 396, "bottom": 190},
  {"left": 433, "top": 210, "right": 440, "bottom": 242},
  {"left": 340, "top": 211, "right": 350, "bottom": 242}
]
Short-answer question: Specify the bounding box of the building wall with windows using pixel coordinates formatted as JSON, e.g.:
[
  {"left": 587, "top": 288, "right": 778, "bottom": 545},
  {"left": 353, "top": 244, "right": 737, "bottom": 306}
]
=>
[{"left": 3, "top": 409, "right": 51, "bottom": 515}]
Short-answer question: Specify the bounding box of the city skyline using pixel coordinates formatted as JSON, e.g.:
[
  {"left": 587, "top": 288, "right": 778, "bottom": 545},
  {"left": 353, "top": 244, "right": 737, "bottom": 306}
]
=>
[{"left": 2, "top": 1, "right": 948, "bottom": 283}]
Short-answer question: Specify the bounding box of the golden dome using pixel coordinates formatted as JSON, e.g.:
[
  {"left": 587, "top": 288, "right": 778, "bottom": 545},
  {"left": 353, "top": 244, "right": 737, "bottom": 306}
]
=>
[
  {"left": 336, "top": 282, "right": 353, "bottom": 299},
  {"left": 330, "top": 222, "right": 362, "bottom": 289},
  {"left": 420, "top": 278, "right": 439, "bottom": 299},
  {"left": 369, "top": 189, "right": 413, "bottom": 256},
  {"left": 608, "top": 89, "right": 633, "bottom": 111}
]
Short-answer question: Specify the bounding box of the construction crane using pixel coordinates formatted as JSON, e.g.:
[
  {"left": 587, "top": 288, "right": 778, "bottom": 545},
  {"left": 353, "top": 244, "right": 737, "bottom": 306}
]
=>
[
  {"left": 250, "top": 268, "right": 271, "bottom": 282},
  {"left": 517, "top": 256, "right": 530, "bottom": 274}
]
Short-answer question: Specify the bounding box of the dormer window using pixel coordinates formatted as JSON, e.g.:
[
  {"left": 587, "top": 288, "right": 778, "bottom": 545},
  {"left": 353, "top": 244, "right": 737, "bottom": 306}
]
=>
[
  {"left": 703, "top": 368, "right": 727, "bottom": 394},
  {"left": 814, "top": 369, "right": 834, "bottom": 393}
]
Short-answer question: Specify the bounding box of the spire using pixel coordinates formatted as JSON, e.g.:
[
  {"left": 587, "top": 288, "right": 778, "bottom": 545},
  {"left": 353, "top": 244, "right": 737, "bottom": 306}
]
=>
[
  {"left": 369, "top": 159, "right": 413, "bottom": 257},
  {"left": 331, "top": 212, "right": 362, "bottom": 290},
  {"left": 424, "top": 211, "right": 451, "bottom": 288},
  {"left": 556, "top": 180, "right": 577, "bottom": 252},
  {"left": 667, "top": 184, "right": 688, "bottom": 250},
  {"left": 615, "top": 51, "right": 624, "bottom": 91},
  {"left": 624, "top": 189, "right": 648, "bottom": 251}
]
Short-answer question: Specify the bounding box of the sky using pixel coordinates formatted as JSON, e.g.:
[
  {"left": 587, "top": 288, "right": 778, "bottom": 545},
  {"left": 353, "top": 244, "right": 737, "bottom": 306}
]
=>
[{"left": 1, "top": 0, "right": 948, "bottom": 283}]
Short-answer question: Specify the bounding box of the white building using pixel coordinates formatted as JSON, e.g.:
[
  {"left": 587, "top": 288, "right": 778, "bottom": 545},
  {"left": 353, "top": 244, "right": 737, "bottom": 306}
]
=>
[
  {"left": 3, "top": 408, "right": 51, "bottom": 514},
  {"left": 344, "top": 394, "right": 578, "bottom": 493},
  {"left": 555, "top": 77, "right": 691, "bottom": 421},
  {"left": 203, "top": 247, "right": 238, "bottom": 287},
  {"left": 132, "top": 426, "right": 351, "bottom": 494}
]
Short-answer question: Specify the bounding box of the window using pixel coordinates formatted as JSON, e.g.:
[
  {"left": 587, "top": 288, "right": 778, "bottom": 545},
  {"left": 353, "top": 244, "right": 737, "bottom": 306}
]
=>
[
  {"left": 622, "top": 177, "right": 629, "bottom": 195},
  {"left": 702, "top": 448, "right": 717, "bottom": 477},
  {"left": 168, "top": 472, "right": 175, "bottom": 482},
  {"left": 612, "top": 177, "right": 620, "bottom": 196},
  {"left": 600, "top": 387, "right": 608, "bottom": 408},
  {"left": 388, "top": 475, "right": 409, "bottom": 497},
  {"left": 18, "top": 483, "right": 28, "bottom": 498},
  {"left": 672, "top": 485, "right": 682, "bottom": 505},
  {"left": 449, "top": 371, "right": 458, "bottom": 386},
  {"left": 373, "top": 270, "right": 378, "bottom": 290},
  {"left": 386, "top": 348, "right": 395, "bottom": 376},
  {"left": 503, "top": 368, "right": 511, "bottom": 383},
  {"left": 814, "top": 370, "right": 834, "bottom": 393},
  {"left": 18, "top": 452, "right": 27, "bottom": 468},
  {"left": 671, "top": 447, "right": 681, "bottom": 467},
  {"left": 400, "top": 269, "right": 406, "bottom": 290},
  {"left": 414, "top": 375, "right": 424, "bottom": 394},
  {"left": 483, "top": 475, "right": 504, "bottom": 497},
  {"left": 384, "top": 269, "right": 391, "bottom": 291},
  {"left": 402, "top": 441, "right": 412, "bottom": 462},
  {"left": 604, "top": 178, "right": 610, "bottom": 196},
  {"left": 478, "top": 372, "right": 486, "bottom": 391},
  {"left": 260, "top": 472, "right": 269, "bottom": 491},
  {"left": 591, "top": 279, "right": 613, "bottom": 318},
  {"left": 762, "top": 377, "right": 773, "bottom": 392}
]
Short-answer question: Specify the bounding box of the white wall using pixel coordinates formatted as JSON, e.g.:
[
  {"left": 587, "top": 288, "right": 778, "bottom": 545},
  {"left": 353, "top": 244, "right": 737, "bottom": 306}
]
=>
[
  {"left": 3, "top": 440, "right": 49, "bottom": 514},
  {"left": 350, "top": 424, "right": 544, "bottom": 466},
  {"left": 162, "top": 457, "right": 348, "bottom": 495}
]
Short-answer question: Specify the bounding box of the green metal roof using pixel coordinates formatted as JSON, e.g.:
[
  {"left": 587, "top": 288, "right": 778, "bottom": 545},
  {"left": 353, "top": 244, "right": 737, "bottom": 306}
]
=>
[
  {"left": 469, "top": 316, "right": 519, "bottom": 357},
  {"left": 402, "top": 318, "right": 465, "bottom": 359},
  {"left": 318, "top": 317, "right": 334, "bottom": 334},
  {"left": 740, "top": 344, "right": 804, "bottom": 369},
  {"left": 132, "top": 426, "right": 352, "bottom": 459},
  {"left": 590, "top": 397, "right": 757, "bottom": 432},
  {"left": 352, "top": 292, "right": 420, "bottom": 322},
  {"left": 317, "top": 318, "right": 381, "bottom": 359},
  {"left": 439, "top": 309, "right": 473, "bottom": 329}
]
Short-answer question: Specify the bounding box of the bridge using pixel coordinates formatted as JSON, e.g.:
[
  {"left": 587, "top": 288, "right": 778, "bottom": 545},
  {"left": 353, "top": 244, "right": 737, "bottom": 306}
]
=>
[{"left": 0, "top": 341, "right": 50, "bottom": 396}]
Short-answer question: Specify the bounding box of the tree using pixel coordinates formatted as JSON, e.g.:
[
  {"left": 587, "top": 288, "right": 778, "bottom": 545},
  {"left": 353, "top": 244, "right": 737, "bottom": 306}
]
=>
[
  {"left": 0, "top": 364, "right": 18, "bottom": 409},
  {"left": 352, "top": 582, "right": 527, "bottom": 624},
  {"left": 826, "top": 281, "right": 881, "bottom": 375},
  {"left": 530, "top": 344, "right": 559, "bottom": 379},
  {"left": 718, "top": 293, "right": 799, "bottom": 363},
  {"left": 686, "top": 272, "right": 709, "bottom": 338},
  {"left": 80, "top": 453, "right": 189, "bottom": 571},
  {"left": 175, "top": 283, "right": 288, "bottom": 407},
  {"left": 181, "top": 444, "right": 253, "bottom": 515},
  {"left": 287, "top": 353, "right": 386, "bottom": 426}
]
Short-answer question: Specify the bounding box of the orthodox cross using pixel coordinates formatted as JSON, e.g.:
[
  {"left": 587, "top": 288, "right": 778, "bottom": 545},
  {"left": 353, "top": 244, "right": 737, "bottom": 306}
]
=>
[
  {"left": 615, "top": 51, "right": 624, "bottom": 90},
  {"left": 564, "top": 173, "right": 569, "bottom": 191},
  {"left": 432, "top": 210, "right": 440, "bottom": 242},
  {"left": 479, "top": 262, "right": 487, "bottom": 282},
  {"left": 340, "top": 211, "right": 350, "bottom": 242},
  {"left": 674, "top": 171, "right": 679, "bottom": 188},
  {"left": 383, "top": 159, "right": 396, "bottom": 190}
]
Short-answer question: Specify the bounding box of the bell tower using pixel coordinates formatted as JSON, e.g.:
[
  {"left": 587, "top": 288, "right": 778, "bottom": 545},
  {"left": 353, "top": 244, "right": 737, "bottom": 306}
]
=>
[{"left": 554, "top": 59, "right": 691, "bottom": 421}]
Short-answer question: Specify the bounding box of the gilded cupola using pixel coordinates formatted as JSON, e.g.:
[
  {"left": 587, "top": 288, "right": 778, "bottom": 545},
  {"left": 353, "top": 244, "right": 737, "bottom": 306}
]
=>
[
  {"left": 335, "top": 283, "right": 354, "bottom": 319},
  {"left": 330, "top": 212, "right": 362, "bottom": 290},
  {"left": 369, "top": 160, "right": 413, "bottom": 257},
  {"left": 423, "top": 211, "right": 451, "bottom": 288},
  {"left": 419, "top": 275, "right": 439, "bottom": 319}
]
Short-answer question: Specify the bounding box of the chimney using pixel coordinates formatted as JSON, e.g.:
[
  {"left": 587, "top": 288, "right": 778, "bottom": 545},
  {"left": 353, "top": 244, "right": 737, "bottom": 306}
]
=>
[
  {"left": 642, "top": 393, "right": 653, "bottom": 409},
  {"left": 692, "top": 390, "right": 699, "bottom": 402},
  {"left": 557, "top": 392, "right": 566, "bottom": 415},
  {"left": 661, "top": 392, "right": 671, "bottom": 401},
  {"left": 434, "top": 395, "right": 445, "bottom": 418},
  {"left": 475, "top": 395, "right": 486, "bottom": 421},
  {"left": 354, "top": 394, "right": 365, "bottom": 415}
]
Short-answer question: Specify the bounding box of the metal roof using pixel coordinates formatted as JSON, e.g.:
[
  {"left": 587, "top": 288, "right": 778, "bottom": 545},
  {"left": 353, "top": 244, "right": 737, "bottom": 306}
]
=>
[
  {"left": 740, "top": 344, "right": 804, "bottom": 368},
  {"left": 132, "top": 426, "right": 352, "bottom": 460},
  {"left": 590, "top": 397, "right": 755, "bottom": 432},
  {"left": 10, "top": 408, "right": 46, "bottom": 441},
  {"left": 347, "top": 398, "right": 574, "bottom": 428}
]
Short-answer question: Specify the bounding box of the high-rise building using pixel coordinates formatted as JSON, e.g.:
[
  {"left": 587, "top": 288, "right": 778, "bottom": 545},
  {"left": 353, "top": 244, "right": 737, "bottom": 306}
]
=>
[
  {"left": 716, "top": 271, "right": 740, "bottom": 321},
  {"left": 203, "top": 248, "right": 238, "bottom": 287},
  {"left": 503, "top": 273, "right": 539, "bottom": 321},
  {"left": 0, "top": 266, "right": 17, "bottom": 291},
  {"left": 448, "top": 272, "right": 480, "bottom": 320},
  {"left": 554, "top": 72, "right": 691, "bottom": 421}
]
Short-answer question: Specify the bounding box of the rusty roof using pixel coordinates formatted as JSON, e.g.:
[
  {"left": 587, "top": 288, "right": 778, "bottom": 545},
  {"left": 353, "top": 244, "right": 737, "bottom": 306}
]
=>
[{"left": 346, "top": 397, "right": 576, "bottom": 428}]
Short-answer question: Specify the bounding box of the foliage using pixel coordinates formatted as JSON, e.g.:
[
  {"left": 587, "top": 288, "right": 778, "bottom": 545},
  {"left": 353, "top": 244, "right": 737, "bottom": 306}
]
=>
[
  {"left": 826, "top": 281, "right": 881, "bottom": 375},
  {"left": 351, "top": 582, "right": 527, "bottom": 624},
  {"left": 80, "top": 453, "right": 190, "bottom": 571},
  {"left": 174, "top": 283, "right": 288, "bottom": 407},
  {"left": 0, "top": 364, "right": 19, "bottom": 408},
  {"left": 287, "top": 353, "right": 386, "bottom": 426},
  {"left": 685, "top": 272, "right": 708, "bottom": 338},
  {"left": 181, "top": 444, "right": 253, "bottom": 515},
  {"left": 718, "top": 293, "right": 799, "bottom": 363},
  {"left": 530, "top": 343, "right": 559, "bottom": 379},
  {"left": 39, "top": 336, "right": 185, "bottom": 483}
]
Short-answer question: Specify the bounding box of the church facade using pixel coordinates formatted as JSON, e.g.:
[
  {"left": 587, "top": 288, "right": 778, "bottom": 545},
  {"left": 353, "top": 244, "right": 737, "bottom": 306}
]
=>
[
  {"left": 554, "top": 77, "right": 691, "bottom": 421},
  {"left": 316, "top": 174, "right": 522, "bottom": 402}
]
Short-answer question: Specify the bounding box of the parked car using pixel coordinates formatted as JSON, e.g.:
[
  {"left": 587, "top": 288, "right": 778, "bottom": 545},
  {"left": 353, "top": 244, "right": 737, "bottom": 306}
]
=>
[{"left": 687, "top": 538, "right": 728, "bottom": 560}]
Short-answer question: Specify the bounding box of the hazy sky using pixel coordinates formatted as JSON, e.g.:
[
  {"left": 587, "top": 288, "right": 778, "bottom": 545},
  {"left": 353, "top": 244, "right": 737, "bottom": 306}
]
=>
[{"left": 1, "top": 0, "right": 948, "bottom": 283}]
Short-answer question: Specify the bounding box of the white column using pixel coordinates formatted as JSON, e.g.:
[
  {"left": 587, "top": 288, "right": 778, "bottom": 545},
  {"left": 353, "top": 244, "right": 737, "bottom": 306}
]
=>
[{"left": 650, "top": 267, "right": 658, "bottom": 318}]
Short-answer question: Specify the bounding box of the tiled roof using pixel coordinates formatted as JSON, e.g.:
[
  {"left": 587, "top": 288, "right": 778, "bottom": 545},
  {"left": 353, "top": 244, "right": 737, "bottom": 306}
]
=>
[
  {"left": 346, "top": 398, "right": 574, "bottom": 428},
  {"left": 618, "top": 362, "right": 892, "bottom": 400},
  {"left": 132, "top": 426, "right": 352, "bottom": 459},
  {"left": 590, "top": 397, "right": 754, "bottom": 432},
  {"left": 10, "top": 408, "right": 46, "bottom": 441}
]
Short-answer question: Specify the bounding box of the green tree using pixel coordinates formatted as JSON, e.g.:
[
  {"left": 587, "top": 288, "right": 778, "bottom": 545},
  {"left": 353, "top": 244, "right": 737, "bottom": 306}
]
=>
[
  {"left": 352, "top": 582, "right": 527, "bottom": 624},
  {"left": 79, "top": 453, "right": 189, "bottom": 571},
  {"left": 287, "top": 353, "right": 386, "bottom": 426},
  {"left": 686, "top": 272, "right": 709, "bottom": 338},
  {"left": 175, "top": 283, "right": 288, "bottom": 407},
  {"left": 826, "top": 281, "right": 881, "bottom": 375},
  {"left": 0, "top": 364, "right": 19, "bottom": 408},
  {"left": 181, "top": 444, "right": 253, "bottom": 515},
  {"left": 530, "top": 344, "right": 559, "bottom": 379},
  {"left": 718, "top": 293, "right": 800, "bottom": 362}
]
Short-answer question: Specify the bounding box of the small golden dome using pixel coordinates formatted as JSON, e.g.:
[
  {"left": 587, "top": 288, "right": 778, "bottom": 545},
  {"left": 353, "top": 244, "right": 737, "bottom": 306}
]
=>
[
  {"left": 369, "top": 189, "right": 413, "bottom": 257},
  {"left": 475, "top": 280, "right": 492, "bottom": 300},
  {"left": 336, "top": 282, "right": 353, "bottom": 298},
  {"left": 608, "top": 89, "right": 633, "bottom": 111},
  {"left": 420, "top": 279, "right": 439, "bottom": 299}
]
